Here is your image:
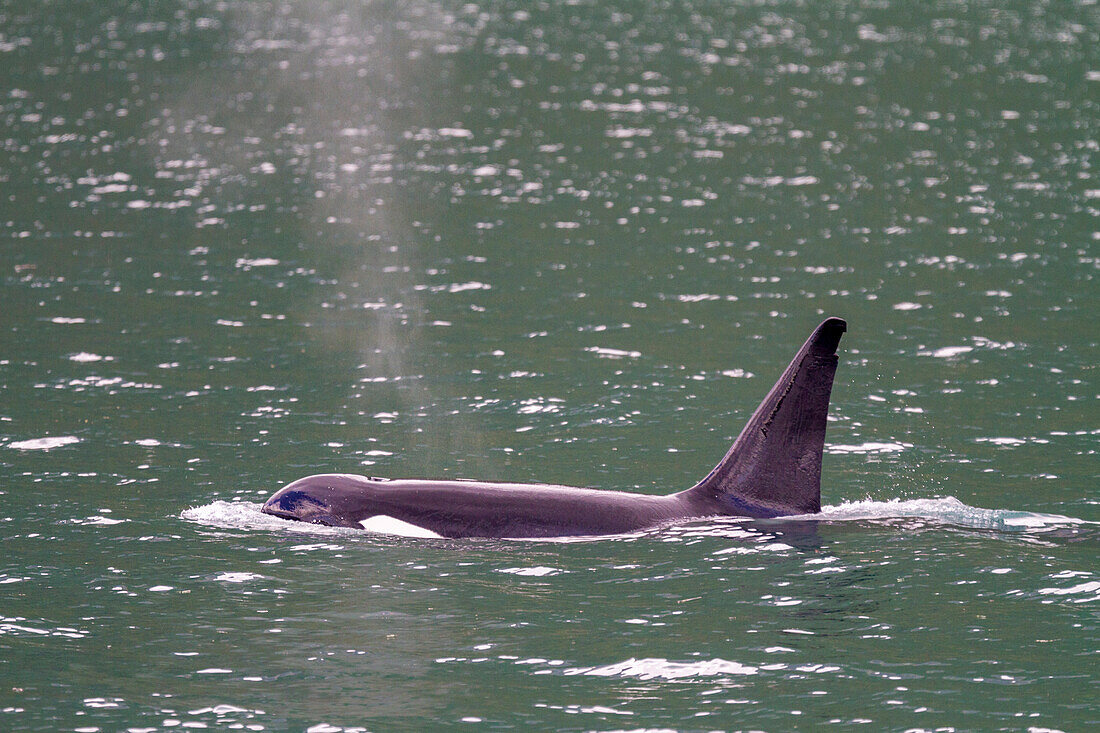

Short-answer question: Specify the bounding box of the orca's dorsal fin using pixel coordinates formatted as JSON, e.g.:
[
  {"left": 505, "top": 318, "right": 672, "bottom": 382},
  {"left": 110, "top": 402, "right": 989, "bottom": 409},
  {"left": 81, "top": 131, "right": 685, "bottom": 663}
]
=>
[{"left": 685, "top": 317, "right": 846, "bottom": 517}]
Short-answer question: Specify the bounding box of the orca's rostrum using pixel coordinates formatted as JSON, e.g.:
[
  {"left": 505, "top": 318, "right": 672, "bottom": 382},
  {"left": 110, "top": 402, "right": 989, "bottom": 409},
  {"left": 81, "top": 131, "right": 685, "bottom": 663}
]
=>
[{"left": 262, "top": 317, "right": 847, "bottom": 538}]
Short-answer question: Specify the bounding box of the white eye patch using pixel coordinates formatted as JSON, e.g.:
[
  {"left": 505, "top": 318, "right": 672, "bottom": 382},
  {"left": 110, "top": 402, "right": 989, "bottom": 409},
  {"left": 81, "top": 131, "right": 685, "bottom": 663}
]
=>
[{"left": 358, "top": 515, "right": 443, "bottom": 539}]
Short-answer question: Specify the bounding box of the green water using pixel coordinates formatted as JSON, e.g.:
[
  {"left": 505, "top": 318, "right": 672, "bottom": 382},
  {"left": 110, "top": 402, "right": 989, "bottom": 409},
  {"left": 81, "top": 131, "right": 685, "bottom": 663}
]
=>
[{"left": 1, "top": 0, "right": 1097, "bottom": 730}]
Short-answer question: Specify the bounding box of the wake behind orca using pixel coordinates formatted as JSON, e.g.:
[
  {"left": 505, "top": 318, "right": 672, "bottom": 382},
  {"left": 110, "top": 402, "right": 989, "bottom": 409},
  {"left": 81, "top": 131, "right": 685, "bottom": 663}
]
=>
[{"left": 262, "top": 317, "right": 847, "bottom": 539}]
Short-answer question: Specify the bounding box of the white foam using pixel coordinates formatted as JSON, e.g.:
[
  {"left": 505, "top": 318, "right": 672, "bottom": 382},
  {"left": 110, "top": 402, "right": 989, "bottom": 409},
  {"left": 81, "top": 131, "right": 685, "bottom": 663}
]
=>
[
  {"left": 358, "top": 515, "right": 443, "bottom": 539},
  {"left": 181, "top": 500, "right": 303, "bottom": 532},
  {"left": 814, "top": 496, "right": 1090, "bottom": 534}
]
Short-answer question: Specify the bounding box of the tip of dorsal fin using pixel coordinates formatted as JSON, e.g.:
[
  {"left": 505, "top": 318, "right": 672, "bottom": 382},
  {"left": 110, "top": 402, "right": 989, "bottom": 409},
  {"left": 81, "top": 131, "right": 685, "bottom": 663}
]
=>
[{"left": 686, "top": 317, "right": 846, "bottom": 517}]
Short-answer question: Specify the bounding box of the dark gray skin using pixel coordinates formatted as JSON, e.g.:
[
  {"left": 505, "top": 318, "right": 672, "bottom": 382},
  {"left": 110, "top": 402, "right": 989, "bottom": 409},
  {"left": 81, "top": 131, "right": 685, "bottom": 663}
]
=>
[{"left": 262, "top": 317, "right": 846, "bottom": 539}]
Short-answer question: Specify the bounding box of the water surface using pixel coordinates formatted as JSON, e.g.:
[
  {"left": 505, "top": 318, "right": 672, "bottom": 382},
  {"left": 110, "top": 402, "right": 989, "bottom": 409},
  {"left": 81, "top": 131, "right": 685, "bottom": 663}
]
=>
[{"left": 1, "top": 0, "right": 1097, "bottom": 730}]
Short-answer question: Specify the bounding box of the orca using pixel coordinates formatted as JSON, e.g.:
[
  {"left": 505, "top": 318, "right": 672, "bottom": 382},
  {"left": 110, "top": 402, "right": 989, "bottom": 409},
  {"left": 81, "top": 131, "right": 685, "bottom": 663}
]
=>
[{"left": 261, "top": 317, "right": 846, "bottom": 538}]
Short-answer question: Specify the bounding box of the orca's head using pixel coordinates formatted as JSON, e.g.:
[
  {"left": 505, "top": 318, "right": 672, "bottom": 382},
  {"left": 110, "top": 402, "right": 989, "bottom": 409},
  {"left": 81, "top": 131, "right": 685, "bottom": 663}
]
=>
[{"left": 261, "top": 474, "right": 367, "bottom": 528}]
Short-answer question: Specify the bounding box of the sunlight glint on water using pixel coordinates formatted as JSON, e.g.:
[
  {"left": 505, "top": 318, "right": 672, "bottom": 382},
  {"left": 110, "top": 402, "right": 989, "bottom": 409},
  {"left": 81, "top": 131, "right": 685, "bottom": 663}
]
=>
[{"left": 0, "top": 0, "right": 1096, "bottom": 730}]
